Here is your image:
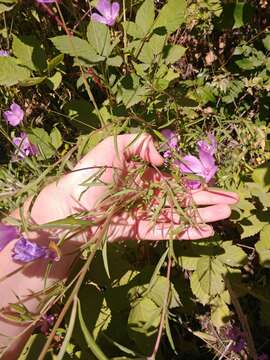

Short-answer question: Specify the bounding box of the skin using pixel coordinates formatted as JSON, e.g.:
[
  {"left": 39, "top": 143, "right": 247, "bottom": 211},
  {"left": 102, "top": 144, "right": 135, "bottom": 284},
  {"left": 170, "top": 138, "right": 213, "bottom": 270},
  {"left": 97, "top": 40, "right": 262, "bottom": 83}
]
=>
[{"left": 0, "top": 134, "right": 239, "bottom": 359}]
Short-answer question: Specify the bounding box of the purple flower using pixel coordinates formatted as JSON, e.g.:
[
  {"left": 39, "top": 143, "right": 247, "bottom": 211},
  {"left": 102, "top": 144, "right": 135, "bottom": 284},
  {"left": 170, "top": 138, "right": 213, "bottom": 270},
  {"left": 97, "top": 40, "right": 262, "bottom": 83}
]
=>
[
  {"left": 226, "top": 326, "right": 246, "bottom": 353},
  {"left": 0, "top": 50, "right": 9, "bottom": 57},
  {"left": 161, "top": 129, "right": 179, "bottom": 158},
  {"left": 177, "top": 149, "right": 218, "bottom": 189},
  {"left": 12, "top": 237, "right": 56, "bottom": 263},
  {"left": 12, "top": 132, "right": 38, "bottom": 159},
  {"left": 91, "top": 0, "right": 120, "bottom": 26},
  {"left": 36, "top": 0, "right": 56, "bottom": 3},
  {"left": 0, "top": 224, "right": 19, "bottom": 251},
  {"left": 197, "top": 133, "right": 217, "bottom": 156},
  {"left": 37, "top": 314, "right": 55, "bottom": 334},
  {"left": 3, "top": 102, "right": 24, "bottom": 127}
]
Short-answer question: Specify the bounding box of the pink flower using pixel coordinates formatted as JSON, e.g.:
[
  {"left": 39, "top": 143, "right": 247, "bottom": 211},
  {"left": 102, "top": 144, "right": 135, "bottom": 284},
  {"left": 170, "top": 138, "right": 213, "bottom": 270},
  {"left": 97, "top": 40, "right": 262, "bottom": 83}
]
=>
[
  {"left": 12, "top": 132, "right": 38, "bottom": 159},
  {"left": 161, "top": 129, "right": 179, "bottom": 158},
  {"left": 177, "top": 150, "right": 217, "bottom": 189},
  {"left": 91, "top": 0, "right": 120, "bottom": 26},
  {"left": 197, "top": 133, "right": 217, "bottom": 156},
  {"left": 36, "top": 0, "right": 56, "bottom": 3},
  {"left": 0, "top": 224, "right": 19, "bottom": 251},
  {"left": 4, "top": 102, "right": 24, "bottom": 127}
]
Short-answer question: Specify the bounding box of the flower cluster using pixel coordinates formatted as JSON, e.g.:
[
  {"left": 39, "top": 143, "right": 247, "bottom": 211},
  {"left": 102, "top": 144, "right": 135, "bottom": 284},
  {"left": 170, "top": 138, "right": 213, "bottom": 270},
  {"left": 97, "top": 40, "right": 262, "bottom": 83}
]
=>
[
  {"left": 3, "top": 102, "right": 38, "bottom": 159},
  {"left": 162, "top": 130, "right": 218, "bottom": 189},
  {"left": 0, "top": 223, "right": 58, "bottom": 263}
]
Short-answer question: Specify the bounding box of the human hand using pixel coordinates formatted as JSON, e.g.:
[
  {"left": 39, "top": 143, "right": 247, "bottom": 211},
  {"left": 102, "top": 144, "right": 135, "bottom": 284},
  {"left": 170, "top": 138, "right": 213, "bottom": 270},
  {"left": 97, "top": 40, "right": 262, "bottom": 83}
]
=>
[{"left": 43, "top": 133, "right": 239, "bottom": 242}]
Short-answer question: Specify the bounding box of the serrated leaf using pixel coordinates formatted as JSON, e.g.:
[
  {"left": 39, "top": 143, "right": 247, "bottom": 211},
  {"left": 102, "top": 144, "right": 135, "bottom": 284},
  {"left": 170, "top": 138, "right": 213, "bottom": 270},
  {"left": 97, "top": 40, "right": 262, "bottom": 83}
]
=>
[
  {"left": 123, "top": 21, "right": 145, "bottom": 39},
  {"left": 50, "top": 35, "right": 104, "bottom": 64},
  {"left": 12, "top": 35, "right": 47, "bottom": 71},
  {"left": 218, "top": 242, "right": 247, "bottom": 267},
  {"left": 135, "top": 0, "right": 155, "bottom": 36},
  {"left": 153, "top": 0, "right": 186, "bottom": 34},
  {"left": 0, "top": 57, "right": 30, "bottom": 86},
  {"left": 87, "top": 21, "right": 111, "bottom": 57},
  {"left": 240, "top": 214, "right": 265, "bottom": 239},
  {"left": 28, "top": 128, "right": 55, "bottom": 160},
  {"left": 46, "top": 71, "right": 62, "bottom": 90},
  {"left": 235, "top": 57, "right": 263, "bottom": 70},
  {"left": 190, "top": 271, "right": 210, "bottom": 305},
  {"left": 196, "top": 257, "right": 225, "bottom": 296}
]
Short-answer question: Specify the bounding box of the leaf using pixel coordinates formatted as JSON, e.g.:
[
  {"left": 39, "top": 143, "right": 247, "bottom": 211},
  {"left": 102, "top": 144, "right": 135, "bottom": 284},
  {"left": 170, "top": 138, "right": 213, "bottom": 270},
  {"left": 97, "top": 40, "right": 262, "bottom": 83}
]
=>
[
  {"left": 218, "top": 241, "right": 247, "bottom": 268},
  {"left": 46, "top": 71, "right": 62, "bottom": 90},
  {"left": 119, "top": 74, "right": 150, "bottom": 108},
  {"left": 123, "top": 21, "right": 145, "bottom": 39},
  {"left": 211, "top": 298, "right": 230, "bottom": 328},
  {"left": 153, "top": 0, "right": 186, "bottom": 34},
  {"left": 233, "top": 2, "right": 244, "bottom": 29},
  {"left": 106, "top": 55, "right": 122, "bottom": 67},
  {"left": 135, "top": 0, "right": 155, "bottom": 36},
  {"left": 12, "top": 35, "right": 47, "bottom": 71},
  {"left": 164, "top": 44, "right": 186, "bottom": 64},
  {"left": 19, "top": 76, "right": 46, "bottom": 87},
  {"left": 196, "top": 257, "right": 225, "bottom": 296},
  {"left": 28, "top": 128, "right": 55, "bottom": 160},
  {"left": 50, "top": 35, "right": 104, "bottom": 64},
  {"left": 128, "top": 297, "right": 160, "bottom": 353},
  {"left": 47, "top": 53, "right": 64, "bottom": 73},
  {"left": 263, "top": 35, "right": 270, "bottom": 51},
  {"left": 0, "top": 57, "right": 30, "bottom": 86},
  {"left": 50, "top": 127, "right": 62, "bottom": 150},
  {"left": 77, "top": 298, "right": 109, "bottom": 360},
  {"left": 190, "top": 271, "right": 210, "bottom": 305},
  {"left": 255, "top": 224, "right": 270, "bottom": 268},
  {"left": 87, "top": 21, "right": 111, "bottom": 57},
  {"left": 252, "top": 163, "right": 270, "bottom": 189},
  {"left": 240, "top": 214, "right": 266, "bottom": 239},
  {"left": 235, "top": 57, "right": 263, "bottom": 70}
]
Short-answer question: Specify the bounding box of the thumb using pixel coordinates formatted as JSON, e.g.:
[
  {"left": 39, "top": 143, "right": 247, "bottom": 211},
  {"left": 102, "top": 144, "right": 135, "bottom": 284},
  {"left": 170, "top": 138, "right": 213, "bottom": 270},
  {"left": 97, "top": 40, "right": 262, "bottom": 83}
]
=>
[{"left": 122, "top": 133, "right": 164, "bottom": 166}]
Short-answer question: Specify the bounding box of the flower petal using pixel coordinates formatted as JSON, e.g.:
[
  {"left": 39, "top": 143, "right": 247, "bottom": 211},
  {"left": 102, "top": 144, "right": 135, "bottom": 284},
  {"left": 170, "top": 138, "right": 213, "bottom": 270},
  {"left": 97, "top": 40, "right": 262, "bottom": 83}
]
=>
[
  {"left": 91, "top": 13, "right": 110, "bottom": 25},
  {"left": 179, "top": 155, "right": 203, "bottom": 174},
  {"left": 95, "top": 0, "right": 111, "bottom": 17},
  {"left": 0, "top": 224, "right": 19, "bottom": 251},
  {"left": 111, "top": 2, "right": 120, "bottom": 19}
]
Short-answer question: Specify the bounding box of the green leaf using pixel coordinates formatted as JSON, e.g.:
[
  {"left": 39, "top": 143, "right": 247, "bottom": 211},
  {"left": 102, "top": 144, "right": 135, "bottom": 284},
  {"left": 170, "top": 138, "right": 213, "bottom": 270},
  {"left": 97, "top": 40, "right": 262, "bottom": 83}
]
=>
[
  {"left": 123, "top": 21, "right": 145, "bottom": 39},
  {"left": 12, "top": 35, "right": 47, "bottom": 71},
  {"left": 19, "top": 76, "right": 46, "bottom": 87},
  {"left": 135, "top": 0, "right": 155, "bottom": 36},
  {"left": 46, "top": 71, "right": 62, "bottom": 90},
  {"left": 218, "top": 241, "right": 247, "bottom": 267},
  {"left": 47, "top": 53, "right": 64, "bottom": 73},
  {"left": 50, "top": 127, "right": 62, "bottom": 150},
  {"left": 235, "top": 57, "right": 263, "bottom": 70},
  {"left": 128, "top": 297, "right": 160, "bottom": 354},
  {"left": 164, "top": 44, "right": 186, "bottom": 64},
  {"left": 119, "top": 74, "right": 150, "bottom": 108},
  {"left": 50, "top": 36, "right": 104, "bottom": 64},
  {"left": 255, "top": 224, "right": 270, "bottom": 268},
  {"left": 106, "top": 55, "right": 123, "bottom": 67},
  {"left": 211, "top": 298, "right": 230, "bottom": 328},
  {"left": 190, "top": 271, "right": 210, "bottom": 305},
  {"left": 138, "top": 34, "right": 166, "bottom": 64},
  {"left": 196, "top": 257, "right": 225, "bottom": 296},
  {"left": 263, "top": 35, "right": 270, "bottom": 51},
  {"left": 77, "top": 298, "right": 109, "bottom": 360},
  {"left": 87, "top": 21, "right": 111, "bottom": 57},
  {"left": 28, "top": 128, "right": 56, "bottom": 160},
  {"left": 153, "top": 0, "right": 186, "bottom": 34},
  {"left": 252, "top": 163, "right": 270, "bottom": 189},
  {"left": 0, "top": 57, "right": 30, "bottom": 86},
  {"left": 233, "top": 2, "right": 244, "bottom": 29},
  {"left": 240, "top": 214, "right": 266, "bottom": 239}
]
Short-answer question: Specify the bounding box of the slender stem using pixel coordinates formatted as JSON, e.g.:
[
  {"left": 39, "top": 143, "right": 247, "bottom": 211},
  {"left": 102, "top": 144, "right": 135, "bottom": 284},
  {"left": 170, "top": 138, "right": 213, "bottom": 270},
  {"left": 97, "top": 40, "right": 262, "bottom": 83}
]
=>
[{"left": 148, "top": 255, "right": 172, "bottom": 360}]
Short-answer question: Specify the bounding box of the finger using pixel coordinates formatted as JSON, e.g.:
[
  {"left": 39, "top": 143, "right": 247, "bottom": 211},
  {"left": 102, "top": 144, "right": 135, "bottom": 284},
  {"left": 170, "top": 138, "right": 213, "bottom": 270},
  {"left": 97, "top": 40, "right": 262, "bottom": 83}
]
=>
[
  {"left": 107, "top": 215, "right": 214, "bottom": 242},
  {"left": 122, "top": 134, "right": 164, "bottom": 166},
  {"left": 191, "top": 188, "right": 239, "bottom": 206},
  {"left": 156, "top": 204, "right": 232, "bottom": 224}
]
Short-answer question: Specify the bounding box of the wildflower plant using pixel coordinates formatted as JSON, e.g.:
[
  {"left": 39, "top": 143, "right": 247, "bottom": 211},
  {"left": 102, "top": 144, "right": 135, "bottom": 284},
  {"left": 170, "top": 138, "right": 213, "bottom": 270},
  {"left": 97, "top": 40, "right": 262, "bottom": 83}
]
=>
[{"left": 0, "top": 0, "right": 270, "bottom": 359}]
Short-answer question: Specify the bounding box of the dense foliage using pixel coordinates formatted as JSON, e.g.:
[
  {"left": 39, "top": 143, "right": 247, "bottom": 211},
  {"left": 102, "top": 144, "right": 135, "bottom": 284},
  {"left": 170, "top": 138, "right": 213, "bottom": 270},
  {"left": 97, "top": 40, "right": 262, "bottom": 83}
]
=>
[{"left": 0, "top": 0, "right": 270, "bottom": 359}]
